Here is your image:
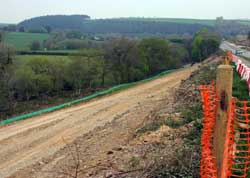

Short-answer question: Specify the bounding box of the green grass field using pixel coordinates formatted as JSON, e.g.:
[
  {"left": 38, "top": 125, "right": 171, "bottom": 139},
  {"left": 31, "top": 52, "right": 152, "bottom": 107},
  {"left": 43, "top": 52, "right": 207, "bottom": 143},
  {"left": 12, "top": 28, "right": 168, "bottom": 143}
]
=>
[
  {"left": 4, "top": 32, "right": 50, "bottom": 51},
  {"left": 15, "top": 55, "right": 71, "bottom": 64}
]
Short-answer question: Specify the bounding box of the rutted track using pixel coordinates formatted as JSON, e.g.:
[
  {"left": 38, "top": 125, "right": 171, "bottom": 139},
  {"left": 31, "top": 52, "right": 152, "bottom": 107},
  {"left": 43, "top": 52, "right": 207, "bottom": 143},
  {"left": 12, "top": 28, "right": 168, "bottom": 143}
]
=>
[{"left": 0, "top": 66, "right": 196, "bottom": 178}]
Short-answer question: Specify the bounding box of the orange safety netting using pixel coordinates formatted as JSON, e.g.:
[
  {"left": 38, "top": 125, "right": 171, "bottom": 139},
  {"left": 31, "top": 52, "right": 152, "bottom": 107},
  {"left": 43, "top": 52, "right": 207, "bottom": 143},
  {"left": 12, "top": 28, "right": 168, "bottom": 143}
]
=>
[
  {"left": 199, "top": 51, "right": 250, "bottom": 177},
  {"left": 226, "top": 100, "right": 250, "bottom": 178},
  {"left": 221, "top": 98, "right": 235, "bottom": 178},
  {"left": 200, "top": 83, "right": 250, "bottom": 178},
  {"left": 200, "top": 82, "right": 218, "bottom": 178}
]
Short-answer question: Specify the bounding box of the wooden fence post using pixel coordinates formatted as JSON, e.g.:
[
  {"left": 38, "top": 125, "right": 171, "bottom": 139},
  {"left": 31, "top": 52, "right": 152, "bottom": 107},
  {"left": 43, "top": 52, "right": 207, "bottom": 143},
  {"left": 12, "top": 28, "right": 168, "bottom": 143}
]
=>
[{"left": 214, "top": 64, "right": 233, "bottom": 177}]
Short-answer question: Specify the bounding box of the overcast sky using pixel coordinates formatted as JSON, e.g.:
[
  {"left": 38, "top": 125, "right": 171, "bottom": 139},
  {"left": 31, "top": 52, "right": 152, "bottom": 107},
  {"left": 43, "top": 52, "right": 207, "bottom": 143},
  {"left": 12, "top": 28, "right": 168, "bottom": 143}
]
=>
[{"left": 1, "top": 0, "right": 250, "bottom": 23}]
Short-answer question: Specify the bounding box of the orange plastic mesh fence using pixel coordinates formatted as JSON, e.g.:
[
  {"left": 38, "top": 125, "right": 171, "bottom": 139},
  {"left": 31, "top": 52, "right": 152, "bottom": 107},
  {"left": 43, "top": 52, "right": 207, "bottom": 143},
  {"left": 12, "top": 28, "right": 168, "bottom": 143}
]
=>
[
  {"left": 200, "top": 82, "right": 218, "bottom": 178},
  {"left": 200, "top": 83, "right": 250, "bottom": 178},
  {"left": 221, "top": 98, "right": 235, "bottom": 178},
  {"left": 225, "top": 100, "right": 250, "bottom": 178}
]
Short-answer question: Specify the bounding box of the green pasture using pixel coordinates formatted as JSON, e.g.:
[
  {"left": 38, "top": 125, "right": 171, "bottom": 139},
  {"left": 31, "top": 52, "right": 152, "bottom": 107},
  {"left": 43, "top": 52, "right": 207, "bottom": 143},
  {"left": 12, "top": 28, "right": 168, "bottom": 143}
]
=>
[{"left": 4, "top": 32, "right": 49, "bottom": 51}]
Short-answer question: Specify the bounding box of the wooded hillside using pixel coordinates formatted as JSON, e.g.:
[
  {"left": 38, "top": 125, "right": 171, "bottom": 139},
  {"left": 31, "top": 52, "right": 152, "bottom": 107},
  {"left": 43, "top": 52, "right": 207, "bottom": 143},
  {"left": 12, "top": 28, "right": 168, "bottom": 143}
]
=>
[{"left": 17, "top": 15, "right": 212, "bottom": 36}]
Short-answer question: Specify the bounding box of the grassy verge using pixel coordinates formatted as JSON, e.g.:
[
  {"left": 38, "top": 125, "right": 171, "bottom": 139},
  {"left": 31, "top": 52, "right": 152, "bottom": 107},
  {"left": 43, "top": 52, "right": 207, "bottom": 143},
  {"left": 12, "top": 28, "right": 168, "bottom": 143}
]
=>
[{"left": 232, "top": 64, "right": 250, "bottom": 100}]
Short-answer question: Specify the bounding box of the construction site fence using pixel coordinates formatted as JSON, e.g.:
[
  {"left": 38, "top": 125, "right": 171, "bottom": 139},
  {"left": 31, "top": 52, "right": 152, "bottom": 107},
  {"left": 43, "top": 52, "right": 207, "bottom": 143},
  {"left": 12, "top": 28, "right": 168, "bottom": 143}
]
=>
[
  {"left": 200, "top": 82, "right": 218, "bottom": 177},
  {"left": 200, "top": 83, "right": 250, "bottom": 178},
  {"left": 0, "top": 68, "right": 183, "bottom": 125}
]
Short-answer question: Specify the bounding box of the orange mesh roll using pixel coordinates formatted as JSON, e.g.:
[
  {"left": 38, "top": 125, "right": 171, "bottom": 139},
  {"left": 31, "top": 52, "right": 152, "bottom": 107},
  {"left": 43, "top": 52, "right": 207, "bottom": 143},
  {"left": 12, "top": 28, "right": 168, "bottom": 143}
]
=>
[{"left": 200, "top": 83, "right": 218, "bottom": 178}]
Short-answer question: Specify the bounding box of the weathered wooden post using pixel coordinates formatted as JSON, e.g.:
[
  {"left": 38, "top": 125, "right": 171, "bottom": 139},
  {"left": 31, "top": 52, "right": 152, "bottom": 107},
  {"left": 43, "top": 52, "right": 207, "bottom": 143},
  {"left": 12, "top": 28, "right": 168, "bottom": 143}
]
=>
[{"left": 214, "top": 59, "right": 233, "bottom": 177}]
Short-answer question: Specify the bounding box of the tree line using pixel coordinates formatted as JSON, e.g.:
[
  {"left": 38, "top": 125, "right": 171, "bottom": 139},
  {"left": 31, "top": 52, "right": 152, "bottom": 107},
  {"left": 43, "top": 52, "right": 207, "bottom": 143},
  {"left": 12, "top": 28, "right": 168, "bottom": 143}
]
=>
[
  {"left": 30, "top": 31, "right": 103, "bottom": 51},
  {"left": 0, "top": 29, "right": 221, "bottom": 119}
]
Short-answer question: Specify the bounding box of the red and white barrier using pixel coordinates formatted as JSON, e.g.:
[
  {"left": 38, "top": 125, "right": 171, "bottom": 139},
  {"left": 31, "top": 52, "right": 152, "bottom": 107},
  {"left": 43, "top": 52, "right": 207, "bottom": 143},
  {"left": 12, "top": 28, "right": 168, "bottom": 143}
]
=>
[{"left": 232, "top": 54, "right": 250, "bottom": 95}]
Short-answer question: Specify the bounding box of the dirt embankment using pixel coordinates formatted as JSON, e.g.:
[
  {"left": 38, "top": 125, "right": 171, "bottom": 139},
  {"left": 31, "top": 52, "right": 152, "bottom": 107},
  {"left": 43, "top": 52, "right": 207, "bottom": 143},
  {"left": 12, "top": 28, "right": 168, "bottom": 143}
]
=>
[
  {"left": 0, "top": 65, "right": 199, "bottom": 178},
  {"left": 2, "top": 55, "right": 221, "bottom": 178}
]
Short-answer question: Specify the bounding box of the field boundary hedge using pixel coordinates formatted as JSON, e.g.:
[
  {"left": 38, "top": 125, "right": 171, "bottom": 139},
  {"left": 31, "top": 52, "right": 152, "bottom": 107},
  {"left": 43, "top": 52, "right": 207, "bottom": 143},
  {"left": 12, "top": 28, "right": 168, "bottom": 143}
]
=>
[{"left": 0, "top": 67, "right": 184, "bottom": 125}]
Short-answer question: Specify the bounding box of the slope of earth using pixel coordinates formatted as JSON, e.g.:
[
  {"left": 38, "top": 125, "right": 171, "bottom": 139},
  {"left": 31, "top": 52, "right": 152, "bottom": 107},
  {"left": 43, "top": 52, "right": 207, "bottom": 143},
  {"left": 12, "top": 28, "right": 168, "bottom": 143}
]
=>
[{"left": 1, "top": 65, "right": 198, "bottom": 178}]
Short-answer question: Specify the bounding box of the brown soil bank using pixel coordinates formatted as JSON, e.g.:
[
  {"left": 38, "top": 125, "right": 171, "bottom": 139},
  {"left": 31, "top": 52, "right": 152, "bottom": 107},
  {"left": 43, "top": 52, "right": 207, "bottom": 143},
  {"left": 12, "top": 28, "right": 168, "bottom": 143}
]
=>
[{"left": 0, "top": 63, "right": 204, "bottom": 178}]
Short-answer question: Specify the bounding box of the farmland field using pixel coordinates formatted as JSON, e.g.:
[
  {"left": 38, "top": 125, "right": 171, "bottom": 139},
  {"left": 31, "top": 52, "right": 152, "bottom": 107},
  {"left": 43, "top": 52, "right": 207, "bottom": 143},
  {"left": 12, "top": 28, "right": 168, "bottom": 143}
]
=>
[
  {"left": 15, "top": 55, "right": 71, "bottom": 63},
  {"left": 4, "top": 32, "right": 50, "bottom": 51}
]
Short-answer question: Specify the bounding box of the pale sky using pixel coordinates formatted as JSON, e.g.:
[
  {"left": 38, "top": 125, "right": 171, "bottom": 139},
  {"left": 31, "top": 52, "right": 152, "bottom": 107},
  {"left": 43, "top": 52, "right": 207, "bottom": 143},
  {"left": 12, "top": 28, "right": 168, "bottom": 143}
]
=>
[{"left": 1, "top": 0, "right": 250, "bottom": 23}]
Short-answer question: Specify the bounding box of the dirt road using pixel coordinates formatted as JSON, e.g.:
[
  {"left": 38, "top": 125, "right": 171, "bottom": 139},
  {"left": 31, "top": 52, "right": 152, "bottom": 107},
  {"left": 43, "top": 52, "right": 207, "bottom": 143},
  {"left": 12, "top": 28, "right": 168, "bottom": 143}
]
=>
[{"left": 0, "top": 66, "right": 196, "bottom": 178}]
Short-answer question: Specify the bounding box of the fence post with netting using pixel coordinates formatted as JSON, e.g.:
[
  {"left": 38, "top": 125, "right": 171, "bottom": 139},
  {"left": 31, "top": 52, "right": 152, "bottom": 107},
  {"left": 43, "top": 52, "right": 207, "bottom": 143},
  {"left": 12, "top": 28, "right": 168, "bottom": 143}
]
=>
[{"left": 200, "top": 52, "right": 250, "bottom": 178}]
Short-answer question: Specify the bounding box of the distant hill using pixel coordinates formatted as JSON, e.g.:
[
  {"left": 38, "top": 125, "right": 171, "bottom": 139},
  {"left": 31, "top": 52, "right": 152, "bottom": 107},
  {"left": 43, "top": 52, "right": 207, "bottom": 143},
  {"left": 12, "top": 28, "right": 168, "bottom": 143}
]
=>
[
  {"left": 17, "top": 15, "right": 250, "bottom": 36},
  {"left": 18, "top": 15, "right": 212, "bottom": 36},
  {"left": 80, "top": 18, "right": 211, "bottom": 35},
  {"left": 18, "top": 15, "right": 91, "bottom": 30}
]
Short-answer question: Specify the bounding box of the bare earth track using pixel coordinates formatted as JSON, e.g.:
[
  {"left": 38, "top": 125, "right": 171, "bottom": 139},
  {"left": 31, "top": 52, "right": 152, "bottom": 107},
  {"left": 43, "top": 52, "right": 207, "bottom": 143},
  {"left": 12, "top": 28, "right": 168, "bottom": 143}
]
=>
[{"left": 0, "top": 66, "right": 196, "bottom": 178}]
